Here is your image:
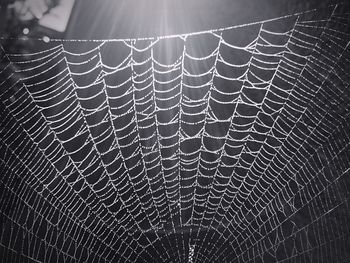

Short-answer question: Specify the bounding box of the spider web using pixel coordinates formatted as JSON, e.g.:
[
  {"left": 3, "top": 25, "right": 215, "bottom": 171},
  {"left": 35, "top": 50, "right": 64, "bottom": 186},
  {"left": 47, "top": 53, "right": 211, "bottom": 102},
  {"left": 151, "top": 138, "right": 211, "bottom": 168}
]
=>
[{"left": 0, "top": 3, "right": 350, "bottom": 263}]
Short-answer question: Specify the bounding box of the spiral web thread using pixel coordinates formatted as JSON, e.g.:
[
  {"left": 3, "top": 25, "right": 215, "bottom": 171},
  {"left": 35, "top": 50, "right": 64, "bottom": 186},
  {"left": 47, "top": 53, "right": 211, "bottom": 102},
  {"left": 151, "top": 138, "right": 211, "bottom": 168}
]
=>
[{"left": 0, "top": 3, "right": 350, "bottom": 263}]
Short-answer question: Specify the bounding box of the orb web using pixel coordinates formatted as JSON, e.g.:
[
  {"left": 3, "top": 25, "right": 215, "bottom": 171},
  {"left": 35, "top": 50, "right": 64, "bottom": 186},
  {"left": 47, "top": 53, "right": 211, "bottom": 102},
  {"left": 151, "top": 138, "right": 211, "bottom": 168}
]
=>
[{"left": 0, "top": 3, "right": 350, "bottom": 263}]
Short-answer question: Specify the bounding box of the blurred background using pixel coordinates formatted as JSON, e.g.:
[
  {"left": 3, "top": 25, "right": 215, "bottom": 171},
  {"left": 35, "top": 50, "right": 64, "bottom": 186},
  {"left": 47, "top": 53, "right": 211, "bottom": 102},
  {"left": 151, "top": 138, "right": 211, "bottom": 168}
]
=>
[{"left": 0, "top": 0, "right": 345, "bottom": 42}]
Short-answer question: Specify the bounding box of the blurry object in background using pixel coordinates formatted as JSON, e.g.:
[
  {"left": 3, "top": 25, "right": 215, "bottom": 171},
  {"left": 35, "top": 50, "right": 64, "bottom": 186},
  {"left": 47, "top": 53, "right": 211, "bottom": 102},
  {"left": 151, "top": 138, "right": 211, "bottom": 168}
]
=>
[
  {"left": 0, "top": 0, "right": 15, "bottom": 8},
  {"left": 0, "top": 0, "right": 76, "bottom": 55},
  {"left": 39, "top": 0, "right": 75, "bottom": 32},
  {"left": 8, "top": 0, "right": 74, "bottom": 32},
  {"left": 13, "top": 0, "right": 49, "bottom": 20}
]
